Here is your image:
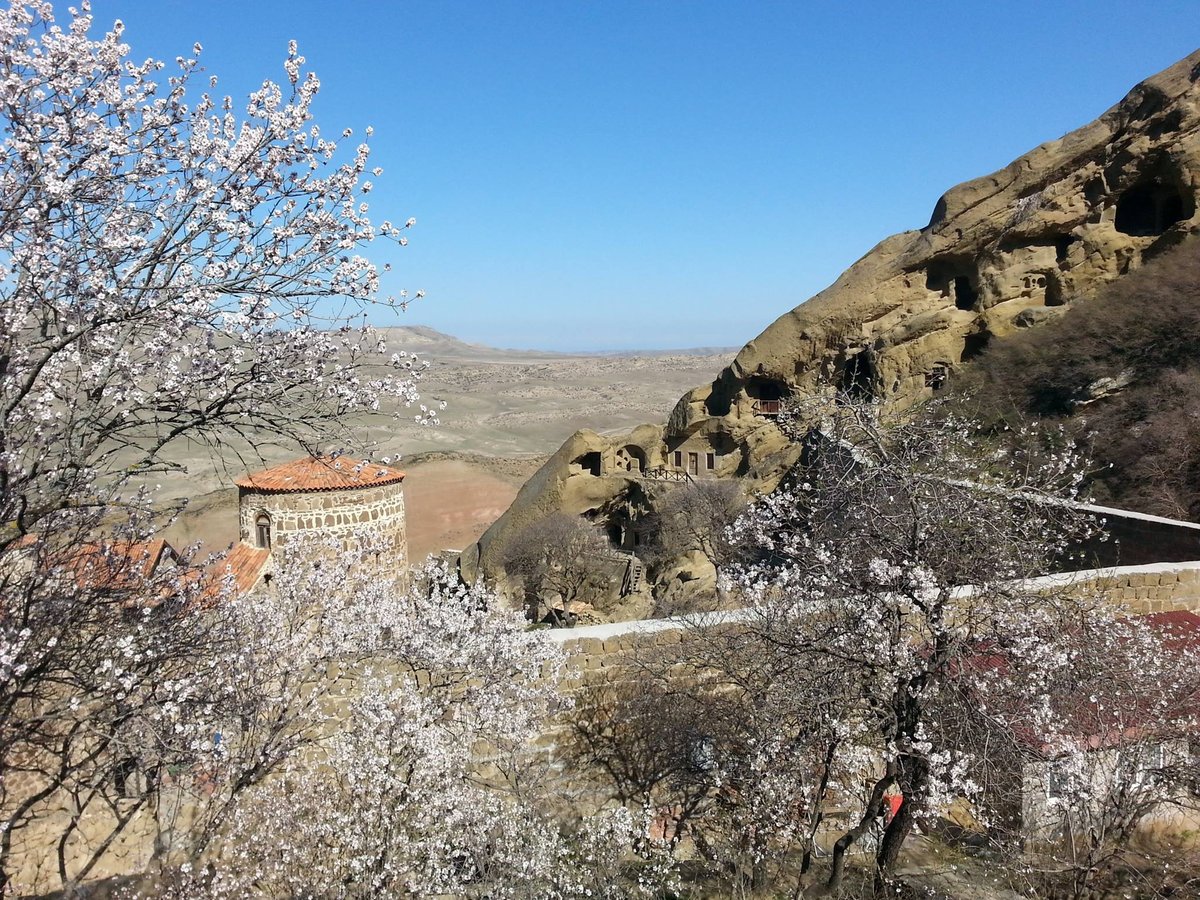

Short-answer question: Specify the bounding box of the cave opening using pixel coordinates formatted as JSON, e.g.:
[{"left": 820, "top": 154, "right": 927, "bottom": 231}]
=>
[
  {"left": 573, "top": 451, "right": 602, "bottom": 477},
  {"left": 1044, "top": 279, "right": 1065, "bottom": 307},
  {"left": 1054, "top": 235, "right": 1075, "bottom": 263},
  {"left": 953, "top": 276, "right": 978, "bottom": 311},
  {"left": 615, "top": 445, "right": 646, "bottom": 473},
  {"left": 961, "top": 331, "right": 992, "bottom": 362},
  {"left": 1115, "top": 180, "right": 1189, "bottom": 236},
  {"left": 837, "top": 351, "right": 876, "bottom": 403},
  {"left": 925, "top": 364, "right": 949, "bottom": 391},
  {"left": 746, "top": 375, "right": 789, "bottom": 416}
]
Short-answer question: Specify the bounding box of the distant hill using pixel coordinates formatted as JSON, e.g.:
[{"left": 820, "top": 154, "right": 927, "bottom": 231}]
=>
[{"left": 374, "top": 325, "right": 737, "bottom": 360}]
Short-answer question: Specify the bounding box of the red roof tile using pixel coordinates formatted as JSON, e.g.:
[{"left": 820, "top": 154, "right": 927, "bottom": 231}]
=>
[
  {"left": 961, "top": 611, "right": 1200, "bottom": 757},
  {"left": 67, "top": 539, "right": 176, "bottom": 591},
  {"left": 235, "top": 456, "right": 405, "bottom": 494},
  {"left": 206, "top": 544, "right": 270, "bottom": 598}
]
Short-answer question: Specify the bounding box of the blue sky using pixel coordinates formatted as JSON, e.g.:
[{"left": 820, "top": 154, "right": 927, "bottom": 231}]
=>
[{"left": 93, "top": 2, "right": 1198, "bottom": 351}]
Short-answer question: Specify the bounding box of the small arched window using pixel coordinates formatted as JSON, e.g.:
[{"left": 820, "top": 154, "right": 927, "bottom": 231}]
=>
[{"left": 255, "top": 513, "right": 271, "bottom": 550}]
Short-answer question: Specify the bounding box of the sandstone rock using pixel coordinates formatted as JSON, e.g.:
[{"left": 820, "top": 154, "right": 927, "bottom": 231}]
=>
[
  {"left": 466, "top": 50, "right": 1200, "bottom": 609},
  {"left": 1075, "top": 368, "right": 1137, "bottom": 407},
  {"left": 651, "top": 550, "right": 719, "bottom": 616},
  {"left": 1012, "top": 307, "right": 1067, "bottom": 329}
]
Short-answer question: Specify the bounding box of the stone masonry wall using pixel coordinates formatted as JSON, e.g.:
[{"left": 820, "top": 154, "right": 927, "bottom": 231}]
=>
[
  {"left": 238, "top": 482, "right": 408, "bottom": 574},
  {"left": 10, "top": 561, "right": 1198, "bottom": 895},
  {"left": 549, "top": 561, "right": 1200, "bottom": 688}
]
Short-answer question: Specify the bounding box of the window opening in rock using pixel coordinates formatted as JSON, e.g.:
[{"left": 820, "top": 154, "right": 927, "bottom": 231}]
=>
[
  {"left": 576, "top": 452, "right": 602, "bottom": 477},
  {"left": 255, "top": 513, "right": 271, "bottom": 550},
  {"left": 615, "top": 445, "right": 646, "bottom": 473},
  {"left": 961, "top": 331, "right": 991, "bottom": 362},
  {"left": 673, "top": 450, "right": 683, "bottom": 469},
  {"left": 1115, "top": 180, "right": 1188, "bottom": 236},
  {"left": 688, "top": 452, "right": 699, "bottom": 476},
  {"left": 953, "top": 276, "right": 978, "bottom": 311},
  {"left": 115, "top": 756, "right": 155, "bottom": 799},
  {"left": 747, "top": 376, "right": 787, "bottom": 416},
  {"left": 837, "top": 352, "right": 875, "bottom": 403},
  {"left": 115, "top": 757, "right": 139, "bottom": 798},
  {"left": 925, "top": 364, "right": 949, "bottom": 391},
  {"left": 1046, "top": 764, "right": 1067, "bottom": 800},
  {"left": 706, "top": 452, "right": 715, "bottom": 470},
  {"left": 1044, "top": 279, "right": 1065, "bottom": 307},
  {"left": 607, "top": 524, "right": 622, "bottom": 546},
  {"left": 1054, "top": 235, "right": 1074, "bottom": 263}
]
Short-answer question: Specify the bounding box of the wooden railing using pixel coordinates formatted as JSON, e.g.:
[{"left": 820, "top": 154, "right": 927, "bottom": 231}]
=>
[{"left": 638, "top": 467, "right": 693, "bottom": 485}]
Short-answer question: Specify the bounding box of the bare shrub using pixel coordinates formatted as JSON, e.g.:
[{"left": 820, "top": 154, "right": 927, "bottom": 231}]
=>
[
  {"left": 956, "top": 238, "right": 1200, "bottom": 519},
  {"left": 644, "top": 480, "right": 745, "bottom": 574},
  {"left": 502, "top": 513, "right": 612, "bottom": 621}
]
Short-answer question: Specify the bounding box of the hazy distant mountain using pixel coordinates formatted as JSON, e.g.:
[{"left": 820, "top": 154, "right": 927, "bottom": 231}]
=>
[{"left": 375, "top": 325, "right": 737, "bottom": 360}]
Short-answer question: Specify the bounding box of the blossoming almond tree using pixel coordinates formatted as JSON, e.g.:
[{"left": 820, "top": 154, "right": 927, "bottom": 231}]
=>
[
  {"left": 720, "top": 398, "right": 1111, "bottom": 895},
  {"left": 976, "top": 608, "right": 1200, "bottom": 898},
  {"left": 151, "top": 547, "right": 660, "bottom": 900},
  {"left": 0, "top": 1, "right": 445, "bottom": 892},
  {"left": 0, "top": 0, "right": 428, "bottom": 539}
]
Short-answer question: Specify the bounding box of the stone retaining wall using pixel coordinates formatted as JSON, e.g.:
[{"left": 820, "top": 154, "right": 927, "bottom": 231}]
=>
[
  {"left": 549, "top": 560, "right": 1200, "bottom": 678},
  {"left": 10, "top": 561, "right": 1200, "bottom": 894}
]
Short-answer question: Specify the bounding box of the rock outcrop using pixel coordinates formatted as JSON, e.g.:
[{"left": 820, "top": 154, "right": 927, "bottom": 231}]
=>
[{"left": 461, "top": 50, "right": 1200, "bottom": 601}]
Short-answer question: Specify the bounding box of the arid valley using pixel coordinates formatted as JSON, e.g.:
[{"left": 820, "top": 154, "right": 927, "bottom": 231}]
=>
[{"left": 158, "top": 326, "right": 736, "bottom": 562}]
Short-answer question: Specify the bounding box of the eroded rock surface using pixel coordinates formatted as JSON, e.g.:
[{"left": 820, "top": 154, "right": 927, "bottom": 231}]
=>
[{"left": 462, "top": 50, "right": 1200, "bottom": 602}]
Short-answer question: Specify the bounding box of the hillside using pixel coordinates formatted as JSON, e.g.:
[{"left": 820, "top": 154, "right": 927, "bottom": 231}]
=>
[
  {"left": 464, "top": 48, "right": 1200, "bottom": 599},
  {"left": 375, "top": 325, "right": 738, "bottom": 361},
  {"left": 957, "top": 237, "right": 1200, "bottom": 520}
]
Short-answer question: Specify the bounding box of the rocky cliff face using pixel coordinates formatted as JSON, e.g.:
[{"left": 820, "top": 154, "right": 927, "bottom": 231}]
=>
[{"left": 461, "top": 50, "right": 1200, "bottom": 601}]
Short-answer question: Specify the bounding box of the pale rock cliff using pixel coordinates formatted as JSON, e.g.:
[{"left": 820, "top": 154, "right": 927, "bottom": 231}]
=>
[{"left": 461, "top": 50, "right": 1200, "bottom": 604}]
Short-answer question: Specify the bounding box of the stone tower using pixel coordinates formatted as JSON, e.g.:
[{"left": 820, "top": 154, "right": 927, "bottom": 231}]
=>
[{"left": 235, "top": 455, "right": 408, "bottom": 578}]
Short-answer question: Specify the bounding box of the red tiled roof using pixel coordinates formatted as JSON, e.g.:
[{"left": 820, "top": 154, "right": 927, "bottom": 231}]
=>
[
  {"left": 962, "top": 611, "right": 1200, "bottom": 757},
  {"left": 4, "top": 536, "right": 266, "bottom": 610},
  {"left": 205, "top": 544, "right": 270, "bottom": 599},
  {"left": 67, "top": 539, "right": 176, "bottom": 590},
  {"left": 1140, "top": 610, "right": 1200, "bottom": 649},
  {"left": 235, "top": 455, "right": 405, "bottom": 493}
]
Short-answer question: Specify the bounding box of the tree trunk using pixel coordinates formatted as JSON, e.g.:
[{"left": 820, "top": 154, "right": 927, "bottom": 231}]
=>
[
  {"left": 873, "top": 755, "right": 929, "bottom": 897},
  {"left": 823, "top": 769, "right": 894, "bottom": 894},
  {"left": 796, "top": 737, "right": 838, "bottom": 896}
]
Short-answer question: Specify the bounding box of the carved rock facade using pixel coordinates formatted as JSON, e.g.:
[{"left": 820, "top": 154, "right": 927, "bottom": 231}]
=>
[{"left": 463, "top": 51, "right": 1200, "bottom": 601}]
